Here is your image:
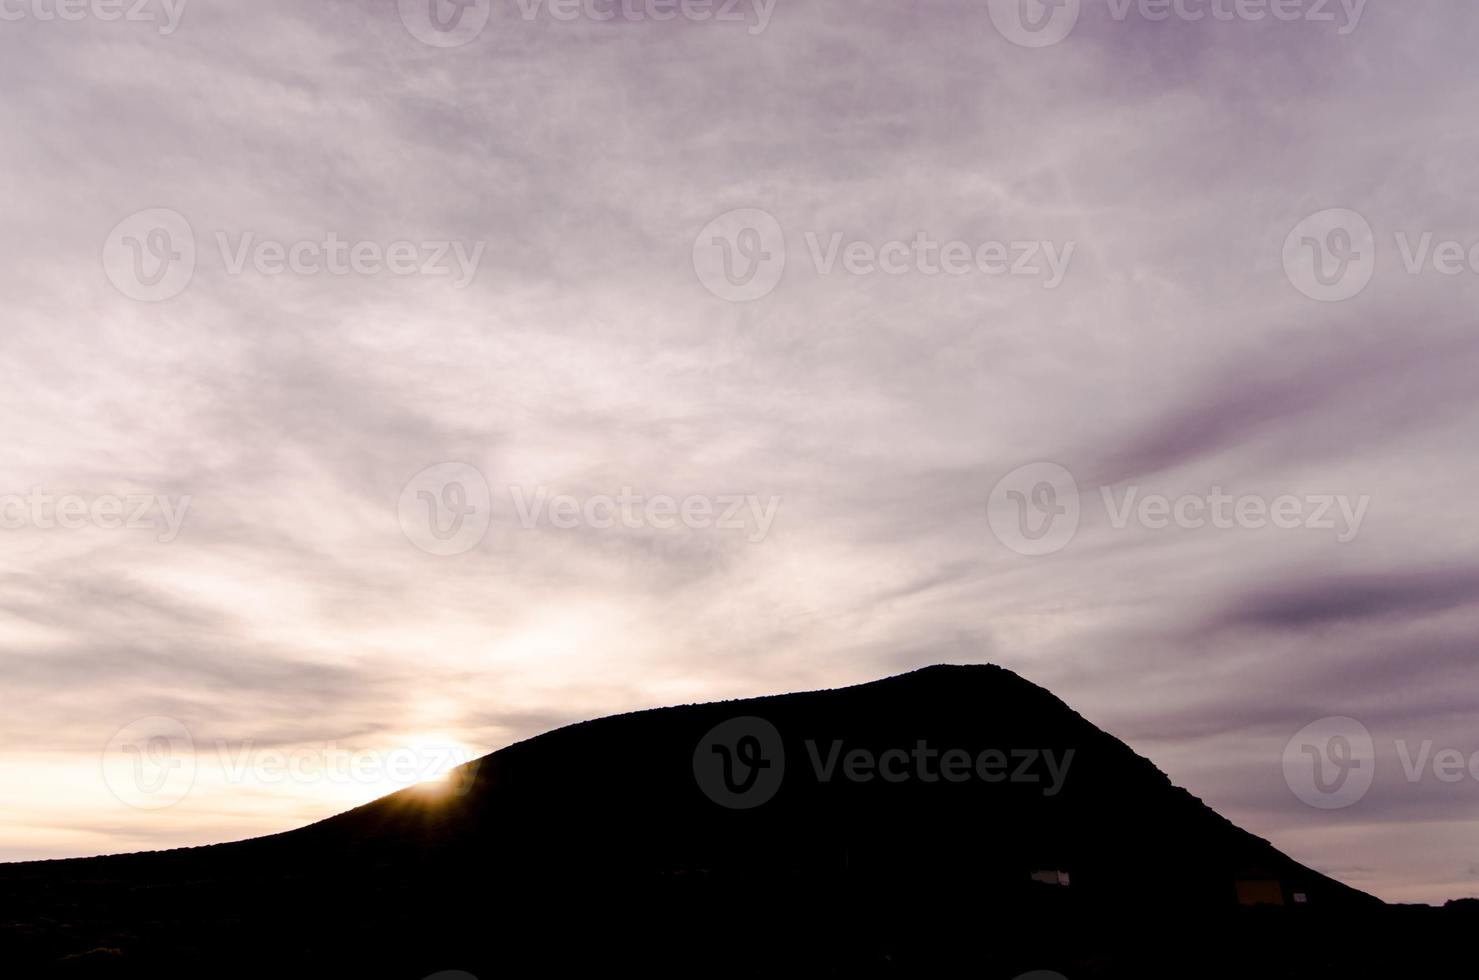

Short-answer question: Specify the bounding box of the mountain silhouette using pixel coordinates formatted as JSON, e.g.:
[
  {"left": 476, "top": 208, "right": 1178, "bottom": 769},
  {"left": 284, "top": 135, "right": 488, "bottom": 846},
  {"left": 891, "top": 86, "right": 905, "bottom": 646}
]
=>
[{"left": 1, "top": 665, "right": 1470, "bottom": 977}]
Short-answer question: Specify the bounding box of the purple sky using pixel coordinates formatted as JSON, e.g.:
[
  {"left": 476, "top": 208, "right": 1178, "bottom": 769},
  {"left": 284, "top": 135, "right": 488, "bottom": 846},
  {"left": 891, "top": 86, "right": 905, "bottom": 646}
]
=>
[{"left": 2, "top": 0, "right": 1478, "bottom": 904}]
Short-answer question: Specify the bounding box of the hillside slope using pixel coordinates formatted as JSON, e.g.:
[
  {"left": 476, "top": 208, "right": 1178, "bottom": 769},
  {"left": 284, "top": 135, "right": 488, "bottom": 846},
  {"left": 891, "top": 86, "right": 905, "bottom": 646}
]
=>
[{"left": 0, "top": 665, "right": 1417, "bottom": 977}]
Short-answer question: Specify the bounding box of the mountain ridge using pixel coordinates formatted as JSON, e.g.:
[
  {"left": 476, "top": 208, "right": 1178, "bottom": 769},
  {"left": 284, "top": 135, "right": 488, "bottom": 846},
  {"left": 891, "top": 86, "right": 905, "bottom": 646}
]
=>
[{"left": 1, "top": 663, "right": 1403, "bottom": 977}]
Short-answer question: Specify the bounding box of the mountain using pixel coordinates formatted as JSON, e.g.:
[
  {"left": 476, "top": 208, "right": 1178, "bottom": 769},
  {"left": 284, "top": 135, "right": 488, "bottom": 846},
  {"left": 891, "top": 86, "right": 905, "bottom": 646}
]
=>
[{"left": 0, "top": 665, "right": 1468, "bottom": 977}]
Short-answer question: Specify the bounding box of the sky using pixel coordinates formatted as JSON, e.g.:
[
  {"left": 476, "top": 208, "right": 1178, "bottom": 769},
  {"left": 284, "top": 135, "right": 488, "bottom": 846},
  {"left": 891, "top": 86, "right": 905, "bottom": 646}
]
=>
[{"left": 1, "top": 0, "right": 1478, "bottom": 905}]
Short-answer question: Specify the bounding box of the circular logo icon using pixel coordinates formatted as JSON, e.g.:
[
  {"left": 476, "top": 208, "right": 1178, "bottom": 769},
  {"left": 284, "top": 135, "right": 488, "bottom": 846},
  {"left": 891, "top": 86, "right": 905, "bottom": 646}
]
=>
[
  {"left": 102, "top": 716, "right": 196, "bottom": 810},
  {"left": 398, "top": 0, "right": 491, "bottom": 48},
  {"left": 102, "top": 208, "right": 196, "bottom": 302},
  {"left": 1282, "top": 208, "right": 1376, "bottom": 302},
  {"left": 692, "top": 208, "right": 786, "bottom": 302},
  {"left": 398, "top": 462, "right": 493, "bottom": 556},
  {"left": 693, "top": 716, "right": 785, "bottom": 809},
  {"left": 987, "top": 461, "right": 1081, "bottom": 557},
  {"left": 1282, "top": 716, "right": 1375, "bottom": 810},
  {"left": 986, "top": 0, "right": 1081, "bottom": 48}
]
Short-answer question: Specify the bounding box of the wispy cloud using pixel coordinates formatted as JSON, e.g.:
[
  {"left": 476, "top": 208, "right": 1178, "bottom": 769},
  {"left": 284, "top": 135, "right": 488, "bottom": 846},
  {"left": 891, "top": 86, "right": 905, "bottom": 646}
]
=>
[{"left": 1, "top": 0, "right": 1478, "bottom": 903}]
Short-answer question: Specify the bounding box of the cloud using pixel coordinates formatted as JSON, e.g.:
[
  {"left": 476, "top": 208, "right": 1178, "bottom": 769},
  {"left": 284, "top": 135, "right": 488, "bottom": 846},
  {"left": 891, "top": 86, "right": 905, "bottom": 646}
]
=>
[
  {"left": 2, "top": 0, "right": 1479, "bottom": 903},
  {"left": 1212, "top": 566, "right": 1479, "bottom": 632}
]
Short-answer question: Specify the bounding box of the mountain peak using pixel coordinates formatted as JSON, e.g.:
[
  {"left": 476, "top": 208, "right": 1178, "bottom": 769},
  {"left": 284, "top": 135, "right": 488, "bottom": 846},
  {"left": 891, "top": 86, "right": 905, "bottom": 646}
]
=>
[{"left": 0, "top": 665, "right": 1387, "bottom": 977}]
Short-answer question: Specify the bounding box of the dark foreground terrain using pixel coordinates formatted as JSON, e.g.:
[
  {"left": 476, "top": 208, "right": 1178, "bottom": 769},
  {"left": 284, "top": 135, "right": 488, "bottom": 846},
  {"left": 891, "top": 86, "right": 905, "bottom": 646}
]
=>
[{"left": 1, "top": 665, "right": 1472, "bottom": 977}]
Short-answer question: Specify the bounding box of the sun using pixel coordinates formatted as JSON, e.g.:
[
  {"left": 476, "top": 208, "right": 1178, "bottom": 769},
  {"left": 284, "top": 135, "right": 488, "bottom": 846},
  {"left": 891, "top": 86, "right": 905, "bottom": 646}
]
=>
[{"left": 398, "top": 733, "right": 476, "bottom": 795}]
